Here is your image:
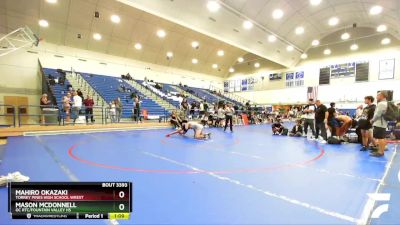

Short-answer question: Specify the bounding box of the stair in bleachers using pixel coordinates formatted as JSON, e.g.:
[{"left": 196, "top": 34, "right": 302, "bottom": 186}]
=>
[
  {"left": 42, "top": 68, "right": 72, "bottom": 109},
  {"left": 171, "top": 85, "right": 204, "bottom": 103},
  {"left": 81, "top": 74, "right": 169, "bottom": 118},
  {"left": 127, "top": 79, "right": 178, "bottom": 110},
  {"left": 162, "top": 83, "right": 198, "bottom": 105}
]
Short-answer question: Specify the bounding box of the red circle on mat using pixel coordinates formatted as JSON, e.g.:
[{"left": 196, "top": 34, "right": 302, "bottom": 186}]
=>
[{"left": 68, "top": 138, "right": 325, "bottom": 174}]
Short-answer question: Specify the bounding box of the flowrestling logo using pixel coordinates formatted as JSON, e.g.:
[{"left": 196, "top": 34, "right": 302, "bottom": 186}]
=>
[{"left": 368, "top": 193, "right": 391, "bottom": 219}]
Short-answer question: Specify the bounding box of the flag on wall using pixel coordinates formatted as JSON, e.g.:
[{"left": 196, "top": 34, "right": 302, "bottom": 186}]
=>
[{"left": 307, "top": 86, "right": 318, "bottom": 100}]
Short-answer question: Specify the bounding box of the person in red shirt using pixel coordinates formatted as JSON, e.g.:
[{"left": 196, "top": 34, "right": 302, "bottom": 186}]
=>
[{"left": 83, "top": 95, "right": 95, "bottom": 124}]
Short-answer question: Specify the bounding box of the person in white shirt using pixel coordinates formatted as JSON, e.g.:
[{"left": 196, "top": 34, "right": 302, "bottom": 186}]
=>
[
  {"left": 217, "top": 106, "right": 225, "bottom": 127},
  {"left": 224, "top": 104, "right": 235, "bottom": 132},
  {"left": 72, "top": 91, "right": 82, "bottom": 123},
  {"left": 109, "top": 101, "right": 116, "bottom": 123},
  {"left": 303, "top": 99, "right": 316, "bottom": 138}
]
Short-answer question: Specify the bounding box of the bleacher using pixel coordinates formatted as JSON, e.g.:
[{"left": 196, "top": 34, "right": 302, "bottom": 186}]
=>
[
  {"left": 81, "top": 74, "right": 169, "bottom": 118},
  {"left": 135, "top": 80, "right": 180, "bottom": 108},
  {"left": 183, "top": 86, "right": 221, "bottom": 104},
  {"left": 42, "top": 68, "right": 71, "bottom": 109},
  {"left": 203, "top": 89, "right": 243, "bottom": 106}
]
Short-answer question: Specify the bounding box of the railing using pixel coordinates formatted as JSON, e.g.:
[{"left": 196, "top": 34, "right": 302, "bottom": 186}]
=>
[
  {"left": 102, "top": 105, "right": 171, "bottom": 124},
  {"left": 128, "top": 80, "right": 176, "bottom": 110},
  {"left": 17, "top": 105, "right": 60, "bottom": 126},
  {"left": 209, "top": 84, "right": 249, "bottom": 105},
  {"left": 0, "top": 104, "right": 170, "bottom": 127},
  {"left": 0, "top": 104, "right": 16, "bottom": 127}
]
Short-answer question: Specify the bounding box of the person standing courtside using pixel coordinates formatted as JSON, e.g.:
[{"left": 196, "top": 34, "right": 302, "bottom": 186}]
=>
[
  {"left": 370, "top": 91, "right": 388, "bottom": 157},
  {"left": 303, "top": 99, "right": 316, "bottom": 139},
  {"left": 314, "top": 100, "right": 328, "bottom": 143},
  {"left": 224, "top": 103, "right": 234, "bottom": 132},
  {"left": 359, "top": 96, "right": 376, "bottom": 151},
  {"left": 83, "top": 95, "right": 95, "bottom": 124}
]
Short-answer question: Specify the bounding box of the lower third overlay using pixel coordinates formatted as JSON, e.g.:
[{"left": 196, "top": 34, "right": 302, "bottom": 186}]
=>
[{"left": 8, "top": 182, "right": 132, "bottom": 220}]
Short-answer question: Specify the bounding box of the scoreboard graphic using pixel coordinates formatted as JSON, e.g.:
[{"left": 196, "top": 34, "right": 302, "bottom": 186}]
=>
[{"left": 8, "top": 182, "right": 132, "bottom": 220}]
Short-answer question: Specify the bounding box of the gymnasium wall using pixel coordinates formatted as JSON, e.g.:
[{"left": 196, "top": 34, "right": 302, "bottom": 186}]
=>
[
  {"left": 0, "top": 49, "right": 42, "bottom": 105},
  {"left": 229, "top": 46, "right": 400, "bottom": 104},
  {"left": 36, "top": 42, "right": 224, "bottom": 89}
]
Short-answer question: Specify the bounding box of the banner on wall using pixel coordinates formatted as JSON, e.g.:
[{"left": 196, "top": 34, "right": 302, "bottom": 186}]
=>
[
  {"left": 235, "top": 79, "right": 241, "bottom": 92},
  {"left": 223, "top": 81, "right": 229, "bottom": 92},
  {"left": 241, "top": 79, "right": 248, "bottom": 91},
  {"left": 228, "top": 80, "right": 234, "bottom": 93},
  {"left": 379, "top": 59, "right": 395, "bottom": 80}
]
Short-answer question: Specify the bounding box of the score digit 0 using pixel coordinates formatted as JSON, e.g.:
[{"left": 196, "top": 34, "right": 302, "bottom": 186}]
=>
[{"left": 119, "top": 191, "right": 125, "bottom": 199}]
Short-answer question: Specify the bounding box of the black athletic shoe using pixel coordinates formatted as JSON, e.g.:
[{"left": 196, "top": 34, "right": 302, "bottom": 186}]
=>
[
  {"left": 360, "top": 147, "right": 368, "bottom": 151},
  {"left": 370, "top": 152, "right": 384, "bottom": 157}
]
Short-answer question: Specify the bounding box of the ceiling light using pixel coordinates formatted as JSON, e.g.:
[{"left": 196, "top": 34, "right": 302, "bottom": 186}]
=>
[
  {"left": 192, "top": 58, "right": 198, "bottom": 64},
  {"left": 166, "top": 51, "right": 173, "bottom": 58},
  {"left": 237, "top": 57, "right": 244, "bottom": 63},
  {"left": 350, "top": 44, "right": 358, "bottom": 51},
  {"left": 377, "top": 24, "right": 387, "bottom": 32},
  {"left": 38, "top": 19, "right": 49, "bottom": 27},
  {"left": 157, "top": 29, "right": 166, "bottom": 38},
  {"left": 268, "top": 35, "right": 276, "bottom": 42},
  {"left": 272, "top": 9, "right": 284, "bottom": 20},
  {"left": 207, "top": 1, "right": 221, "bottom": 12},
  {"left": 134, "top": 43, "right": 142, "bottom": 50},
  {"left": 93, "top": 33, "right": 102, "bottom": 40},
  {"left": 286, "top": 45, "right": 294, "bottom": 51},
  {"left": 46, "top": 0, "right": 57, "bottom": 3},
  {"left": 311, "top": 39, "right": 320, "bottom": 46},
  {"left": 369, "top": 5, "right": 383, "bottom": 15},
  {"left": 301, "top": 53, "right": 308, "bottom": 59},
  {"left": 341, "top": 32, "right": 350, "bottom": 40},
  {"left": 229, "top": 68, "right": 235, "bottom": 73},
  {"left": 295, "top": 26, "right": 304, "bottom": 35},
  {"left": 323, "top": 49, "right": 331, "bottom": 55},
  {"left": 254, "top": 62, "right": 260, "bottom": 68},
  {"left": 110, "top": 15, "right": 120, "bottom": 24},
  {"left": 328, "top": 17, "right": 339, "bottom": 26},
  {"left": 217, "top": 50, "right": 224, "bottom": 56},
  {"left": 381, "top": 38, "right": 391, "bottom": 45},
  {"left": 310, "top": 0, "right": 322, "bottom": 6},
  {"left": 191, "top": 41, "right": 199, "bottom": 48},
  {"left": 242, "top": 20, "right": 253, "bottom": 29},
  {"left": 212, "top": 64, "right": 218, "bottom": 69}
]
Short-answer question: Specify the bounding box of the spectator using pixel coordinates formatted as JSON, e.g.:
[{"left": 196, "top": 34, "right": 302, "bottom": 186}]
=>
[
  {"left": 115, "top": 97, "right": 123, "bottom": 123},
  {"left": 181, "top": 98, "right": 189, "bottom": 118},
  {"left": 62, "top": 93, "right": 72, "bottom": 122},
  {"left": 170, "top": 111, "right": 183, "bottom": 129},
  {"left": 359, "top": 96, "right": 376, "bottom": 151},
  {"left": 303, "top": 99, "right": 316, "bottom": 138},
  {"left": 315, "top": 100, "right": 328, "bottom": 143},
  {"left": 199, "top": 101, "right": 205, "bottom": 117},
  {"left": 77, "top": 89, "right": 84, "bottom": 100},
  {"left": 72, "top": 91, "right": 82, "bottom": 123},
  {"left": 224, "top": 103, "right": 234, "bottom": 132},
  {"left": 370, "top": 91, "right": 389, "bottom": 157},
  {"left": 289, "top": 120, "right": 303, "bottom": 137},
  {"left": 83, "top": 95, "right": 95, "bottom": 124},
  {"left": 272, "top": 119, "right": 284, "bottom": 135},
  {"left": 40, "top": 94, "right": 52, "bottom": 125},
  {"left": 327, "top": 102, "right": 339, "bottom": 138},
  {"left": 336, "top": 115, "right": 354, "bottom": 138},
  {"left": 109, "top": 101, "right": 116, "bottom": 123},
  {"left": 133, "top": 96, "right": 141, "bottom": 123}
]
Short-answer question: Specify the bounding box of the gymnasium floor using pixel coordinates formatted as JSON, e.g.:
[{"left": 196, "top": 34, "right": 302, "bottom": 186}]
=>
[{"left": 0, "top": 124, "right": 399, "bottom": 225}]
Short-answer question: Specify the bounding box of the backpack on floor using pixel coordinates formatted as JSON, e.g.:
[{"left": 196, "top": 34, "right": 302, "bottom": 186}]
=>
[
  {"left": 282, "top": 128, "right": 289, "bottom": 136},
  {"left": 383, "top": 101, "right": 399, "bottom": 121},
  {"left": 327, "top": 136, "right": 341, "bottom": 144}
]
